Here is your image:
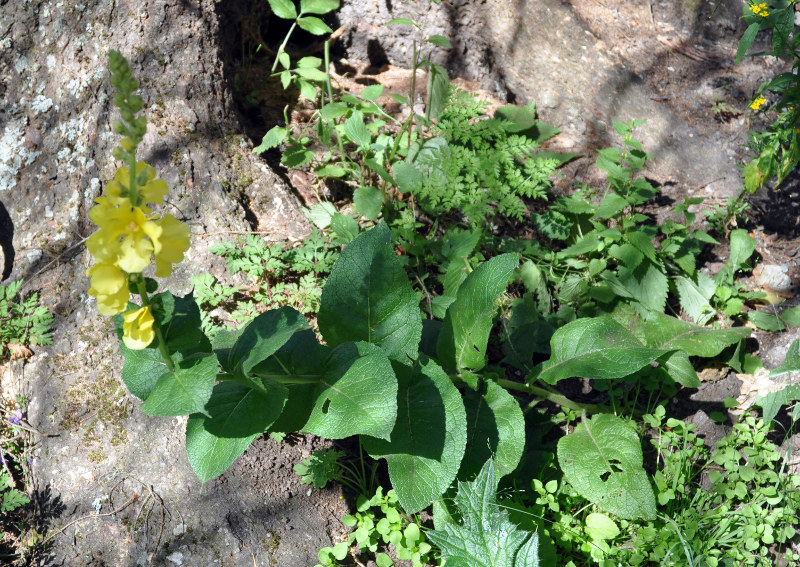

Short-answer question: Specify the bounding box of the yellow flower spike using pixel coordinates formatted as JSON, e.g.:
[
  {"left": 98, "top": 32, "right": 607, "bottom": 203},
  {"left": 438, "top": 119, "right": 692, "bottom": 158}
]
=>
[
  {"left": 86, "top": 263, "right": 130, "bottom": 316},
  {"left": 104, "top": 162, "right": 168, "bottom": 207},
  {"left": 153, "top": 214, "right": 191, "bottom": 277},
  {"left": 122, "top": 306, "right": 155, "bottom": 350}
]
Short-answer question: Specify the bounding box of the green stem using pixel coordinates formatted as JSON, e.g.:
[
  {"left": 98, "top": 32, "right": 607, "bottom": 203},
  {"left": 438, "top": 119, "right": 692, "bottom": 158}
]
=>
[
  {"left": 132, "top": 276, "right": 175, "bottom": 373},
  {"left": 249, "top": 372, "right": 322, "bottom": 385},
  {"left": 495, "top": 378, "right": 611, "bottom": 415},
  {"left": 272, "top": 21, "right": 299, "bottom": 73},
  {"left": 324, "top": 38, "right": 333, "bottom": 105}
]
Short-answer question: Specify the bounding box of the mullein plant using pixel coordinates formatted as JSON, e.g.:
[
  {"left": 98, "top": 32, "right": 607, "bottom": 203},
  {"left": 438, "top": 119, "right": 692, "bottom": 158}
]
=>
[{"left": 86, "top": 51, "right": 190, "bottom": 354}]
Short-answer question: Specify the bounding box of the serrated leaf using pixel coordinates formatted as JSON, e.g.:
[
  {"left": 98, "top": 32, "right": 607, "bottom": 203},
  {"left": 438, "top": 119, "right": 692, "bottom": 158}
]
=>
[
  {"left": 361, "top": 84, "right": 384, "bottom": 101},
  {"left": 303, "top": 341, "right": 397, "bottom": 440},
  {"left": 427, "top": 460, "right": 540, "bottom": 567},
  {"left": 557, "top": 413, "right": 656, "bottom": 520},
  {"left": 297, "top": 16, "right": 333, "bottom": 35},
  {"left": 343, "top": 110, "right": 372, "bottom": 148},
  {"left": 140, "top": 353, "right": 218, "bottom": 416},
  {"left": 319, "top": 223, "right": 422, "bottom": 363},
  {"left": 393, "top": 161, "right": 423, "bottom": 193},
  {"left": 538, "top": 316, "right": 666, "bottom": 384},
  {"left": 363, "top": 357, "right": 467, "bottom": 514},
  {"left": 616, "top": 261, "right": 668, "bottom": 315},
  {"left": 595, "top": 193, "right": 628, "bottom": 219},
  {"left": 353, "top": 186, "right": 383, "bottom": 220},
  {"left": 300, "top": 0, "right": 339, "bottom": 14},
  {"left": 267, "top": 0, "right": 297, "bottom": 19},
  {"left": 674, "top": 273, "right": 717, "bottom": 325},
  {"left": 438, "top": 254, "right": 519, "bottom": 372},
  {"left": 1, "top": 488, "right": 30, "bottom": 512},
  {"left": 254, "top": 125, "right": 288, "bottom": 154},
  {"left": 319, "top": 101, "right": 349, "bottom": 120},
  {"left": 460, "top": 379, "right": 525, "bottom": 479}
]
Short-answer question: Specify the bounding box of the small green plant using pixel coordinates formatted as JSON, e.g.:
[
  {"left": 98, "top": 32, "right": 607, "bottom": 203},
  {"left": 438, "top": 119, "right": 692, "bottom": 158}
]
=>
[
  {"left": 0, "top": 279, "right": 53, "bottom": 356},
  {"left": 294, "top": 448, "right": 345, "bottom": 489}
]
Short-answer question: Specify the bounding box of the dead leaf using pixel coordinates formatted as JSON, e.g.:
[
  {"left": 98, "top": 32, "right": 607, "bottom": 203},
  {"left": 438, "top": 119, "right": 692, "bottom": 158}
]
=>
[{"left": 6, "top": 343, "right": 33, "bottom": 361}]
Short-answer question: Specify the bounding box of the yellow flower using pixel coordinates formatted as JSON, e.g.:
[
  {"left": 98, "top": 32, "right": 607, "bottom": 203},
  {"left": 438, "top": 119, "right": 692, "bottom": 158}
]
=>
[
  {"left": 122, "top": 306, "right": 155, "bottom": 350},
  {"left": 86, "top": 263, "right": 130, "bottom": 315},
  {"left": 153, "top": 214, "right": 191, "bottom": 277},
  {"left": 104, "top": 162, "right": 169, "bottom": 208},
  {"left": 750, "top": 96, "right": 767, "bottom": 110},
  {"left": 749, "top": 2, "right": 769, "bottom": 16},
  {"left": 88, "top": 200, "right": 163, "bottom": 273}
]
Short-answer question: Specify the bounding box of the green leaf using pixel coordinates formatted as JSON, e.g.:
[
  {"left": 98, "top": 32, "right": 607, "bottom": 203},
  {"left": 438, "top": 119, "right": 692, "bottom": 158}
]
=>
[
  {"left": 343, "top": 110, "right": 372, "bottom": 148},
  {"left": 437, "top": 254, "right": 518, "bottom": 372},
  {"left": 427, "top": 460, "right": 540, "bottom": 567},
  {"left": 353, "top": 186, "right": 383, "bottom": 220},
  {"left": 538, "top": 316, "right": 666, "bottom": 385},
  {"left": 426, "top": 64, "right": 450, "bottom": 121},
  {"left": 615, "top": 261, "right": 668, "bottom": 315},
  {"left": 632, "top": 312, "right": 751, "bottom": 357},
  {"left": 769, "top": 338, "right": 800, "bottom": 378},
  {"left": 140, "top": 353, "right": 218, "bottom": 417},
  {"left": 296, "top": 16, "right": 333, "bottom": 35},
  {"left": 293, "top": 66, "right": 328, "bottom": 82},
  {"left": 254, "top": 125, "right": 288, "bottom": 154},
  {"left": 319, "top": 223, "right": 422, "bottom": 363},
  {"left": 361, "top": 84, "right": 384, "bottom": 101},
  {"left": 300, "top": 0, "right": 340, "bottom": 15},
  {"left": 661, "top": 350, "right": 701, "bottom": 388},
  {"left": 747, "top": 311, "right": 785, "bottom": 331},
  {"left": 1, "top": 487, "right": 30, "bottom": 512},
  {"left": 460, "top": 379, "right": 525, "bottom": 479},
  {"left": 595, "top": 193, "right": 629, "bottom": 219},
  {"left": 757, "top": 384, "right": 800, "bottom": 425},
  {"left": 202, "top": 380, "right": 288, "bottom": 438},
  {"left": 736, "top": 22, "right": 760, "bottom": 64},
  {"left": 386, "top": 18, "right": 420, "bottom": 28},
  {"left": 773, "top": 7, "right": 793, "bottom": 55},
  {"left": 186, "top": 414, "right": 260, "bottom": 484},
  {"left": 304, "top": 201, "right": 337, "bottom": 229},
  {"left": 222, "top": 306, "right": 309, "bottom": 380},
  {"left": 673, "top": 273, "right": 717, "bottom": 325},
  {"left": 319, "top": 101, "right": 349, "bottom": 120},
  {"left": 557, "top": 413, "right": 656, "bottom": 520},
  {"left": 585, "top": 512, "right": 620, "bottom": 541},
  {"left": 303, "top": 341, "right": 397, "bottom": 440},
  {"left": 427, "top": 35, "right": 452, "bottom": 48},
  {"left": 393, "top": 161, "right": 424, "bottom": 193},
  {"left": 363, "top": 357, "right": 467, "bottom": 514},
  {"left": 729, "top": 229, "right": 756, "bottom": 270},
  {"left": 330, "top": 212, "right": 359, "bottom": 243},
  {"left": 267, "top": 0, "right": 297, "bottom": 19}
]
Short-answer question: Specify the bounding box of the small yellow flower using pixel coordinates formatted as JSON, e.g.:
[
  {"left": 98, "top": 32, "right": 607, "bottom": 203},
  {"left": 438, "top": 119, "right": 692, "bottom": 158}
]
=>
[
  {"left": 749, "top": 2, "right": 769, "bottom": 16},
  {"left": 86, "top": 263, "right": 130, "bottom": 316},
  {"left": 153, "top": 214, "right": 191, "bottom": 277},
  {"left": 122, "top": 306, "right": 155, "bottom": 350},
  {"left": 104, "top": 162, "right": 169, "bottom": 208},
  {"left": 750, "top": 96, "right": 767, "bottom": 110}
]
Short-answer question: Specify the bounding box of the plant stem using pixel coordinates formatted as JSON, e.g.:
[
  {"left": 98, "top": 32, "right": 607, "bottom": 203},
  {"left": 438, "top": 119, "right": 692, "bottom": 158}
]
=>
[
  {"left": 495, "top": 378, "right": 611, "bottom": 415},
  {"left": 132, "top": 276, "right": 175, "bottom": 373},
  {"left": 272, "top": 21, "right": 299, "bottom": 73}
]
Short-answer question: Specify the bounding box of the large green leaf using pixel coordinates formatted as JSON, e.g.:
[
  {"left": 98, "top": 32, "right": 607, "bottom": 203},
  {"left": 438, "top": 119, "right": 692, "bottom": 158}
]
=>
[
  {"left": 673, "top": 273, "right": 716, "bottom": 325},
  {"left": 363, "top": 357, "right": 467, "bottom": 514},
  {"left": 438, "top": 254, "right": 519, "bottom": 372},
  {"left": 139, "top": 353, "right": 218, "bottom": 416},
  {"left": 428, "top": 460, "right": 540, "bottom": 567},
  {"left": 660, "top": 350, "right": 700, "bottom": 388},
  {"left": 184, "top": 379, "right": 289, "bottom": 482},
  {"left": 319, "top": 223, "right": 422, "bottom": 363},
  {"left": 757, "top": 385, "right": 800, "bottom": 425},
  {"left": 729, "top": 229, "right": 756, "bottom": 270},
  {"left": 224, "top": 306, "right": 309, "bottom": 377},
  {"left": 633, "top": 312, "right": 751, "bottom": 357},
  {"left": 537, "top": 316, "right": 666, "bottom": 385},
  {"left": 460, "top": 379, "right": 525, "bottom": 479},
  {"left": 303, "top": 341, "right": 397, "bottom": 440},
  {"left": 557, "top": 414, "right": 656, "bottom": 520}
]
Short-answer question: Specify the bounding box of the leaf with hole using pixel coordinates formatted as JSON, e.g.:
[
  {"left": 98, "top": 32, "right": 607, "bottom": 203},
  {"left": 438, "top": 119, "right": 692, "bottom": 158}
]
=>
[
  {"left": 303, "top": 341, "right": 397, "bottom": 440},
  {"left": 557, "top": 413, "right": 656, "bottom": 520}
]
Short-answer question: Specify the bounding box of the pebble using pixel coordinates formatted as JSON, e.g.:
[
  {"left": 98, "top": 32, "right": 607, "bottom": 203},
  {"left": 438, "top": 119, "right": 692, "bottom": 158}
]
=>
[{"left": 755, "top": 264, "right": 793, "bottom": 292}]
